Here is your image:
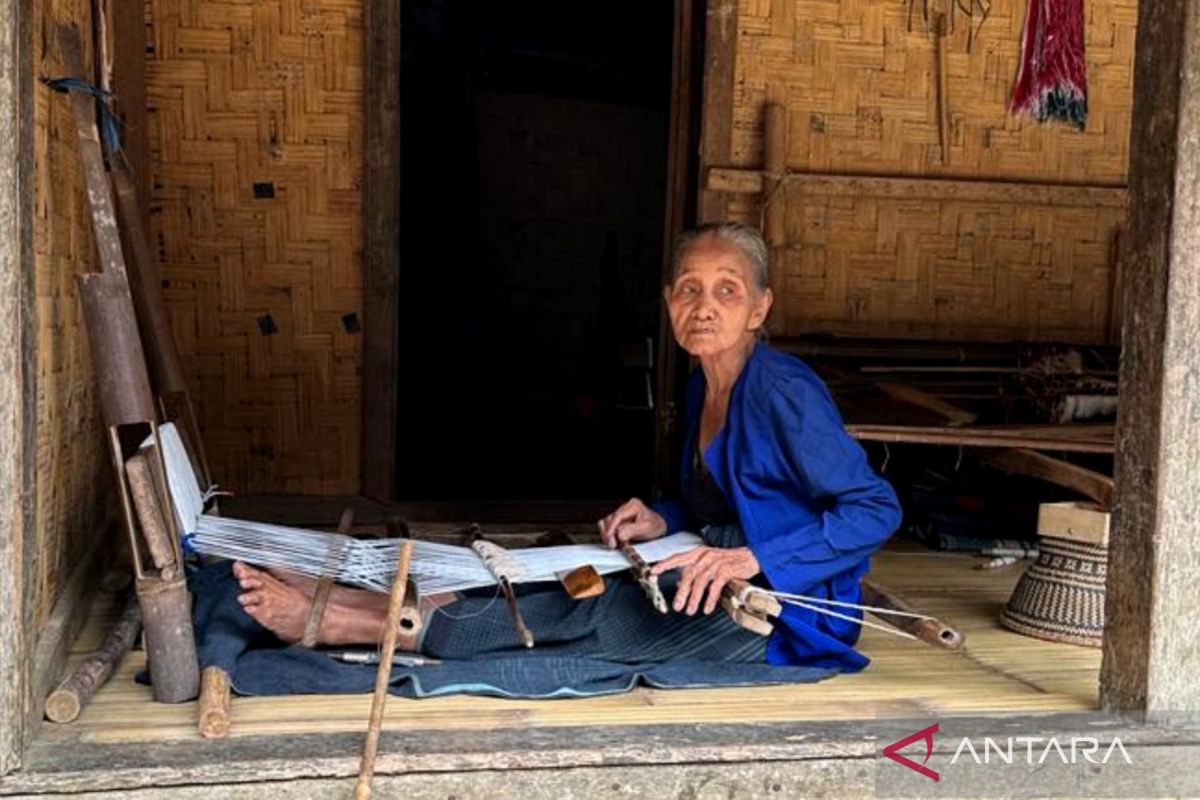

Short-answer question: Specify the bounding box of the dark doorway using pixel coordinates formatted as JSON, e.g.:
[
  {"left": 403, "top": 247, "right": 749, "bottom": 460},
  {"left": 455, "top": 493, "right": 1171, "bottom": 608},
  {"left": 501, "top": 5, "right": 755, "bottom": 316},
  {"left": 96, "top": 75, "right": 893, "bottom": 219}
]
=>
[{"left": 397, "top": 1, "right": 676, "bottom": 506}]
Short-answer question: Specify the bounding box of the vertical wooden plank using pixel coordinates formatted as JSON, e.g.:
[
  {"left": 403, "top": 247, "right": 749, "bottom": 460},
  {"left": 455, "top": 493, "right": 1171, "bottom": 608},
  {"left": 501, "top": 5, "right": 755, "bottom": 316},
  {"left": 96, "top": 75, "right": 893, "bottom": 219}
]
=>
[
  {"left": 696, "top": 0, "right": 738, "bottom": 222},
  {"left": 1101, "top": 0, "right": 1200, "bottom": 715},
  {"left": 361, "top": 0, "right": 401, "bottom": 501},
  {"left": 655, "top": 0, "right": 699, "bottom": 496},
  {"left": 0, "top": 0, "right": 35, "bottom": 776}
]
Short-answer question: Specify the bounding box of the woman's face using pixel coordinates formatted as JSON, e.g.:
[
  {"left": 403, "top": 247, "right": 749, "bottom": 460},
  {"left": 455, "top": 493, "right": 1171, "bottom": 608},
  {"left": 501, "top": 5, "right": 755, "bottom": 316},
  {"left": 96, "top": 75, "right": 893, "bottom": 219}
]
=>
[{"left": 665, "top": 236, "right": 772, "bottom": 359}]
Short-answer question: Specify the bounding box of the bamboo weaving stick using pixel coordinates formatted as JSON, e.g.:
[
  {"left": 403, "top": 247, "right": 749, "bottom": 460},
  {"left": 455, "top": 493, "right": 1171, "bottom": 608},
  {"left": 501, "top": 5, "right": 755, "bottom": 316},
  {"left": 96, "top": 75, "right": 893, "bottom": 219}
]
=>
[{"left": 355, "top": 540, "right": 414, "bottom": 800}]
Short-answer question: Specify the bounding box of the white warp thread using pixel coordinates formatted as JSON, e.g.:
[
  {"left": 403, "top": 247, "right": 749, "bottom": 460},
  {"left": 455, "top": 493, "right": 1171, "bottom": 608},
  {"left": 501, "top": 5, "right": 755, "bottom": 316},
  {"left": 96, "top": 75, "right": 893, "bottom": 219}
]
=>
[{"left": 147, "top": 423, "right": 703, "bottom": 596}]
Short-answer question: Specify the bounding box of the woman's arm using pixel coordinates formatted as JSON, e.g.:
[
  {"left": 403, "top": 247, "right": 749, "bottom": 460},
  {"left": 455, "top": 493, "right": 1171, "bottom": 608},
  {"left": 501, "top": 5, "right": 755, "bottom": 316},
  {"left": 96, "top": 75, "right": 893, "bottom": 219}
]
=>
[{"left": 751, "top": 375, "right": 902, "bottom": 594}]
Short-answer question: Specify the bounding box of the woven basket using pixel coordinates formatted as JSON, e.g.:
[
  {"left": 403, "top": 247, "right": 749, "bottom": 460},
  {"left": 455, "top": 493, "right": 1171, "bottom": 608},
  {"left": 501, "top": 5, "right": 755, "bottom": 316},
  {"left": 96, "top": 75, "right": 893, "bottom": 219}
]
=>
[{"left": 1000, "top": 535, "right": 1107, "bottom": 647}]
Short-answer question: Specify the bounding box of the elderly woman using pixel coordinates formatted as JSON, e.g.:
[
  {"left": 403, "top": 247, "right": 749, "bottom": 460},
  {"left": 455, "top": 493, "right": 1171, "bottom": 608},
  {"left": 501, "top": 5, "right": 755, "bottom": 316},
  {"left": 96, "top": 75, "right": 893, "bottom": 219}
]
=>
[
  {"left": 599, "top": 221, "right": 902, "bottom": 670},
  {"left": 230, "top": 222, "right": 900, "bottom": 683}
]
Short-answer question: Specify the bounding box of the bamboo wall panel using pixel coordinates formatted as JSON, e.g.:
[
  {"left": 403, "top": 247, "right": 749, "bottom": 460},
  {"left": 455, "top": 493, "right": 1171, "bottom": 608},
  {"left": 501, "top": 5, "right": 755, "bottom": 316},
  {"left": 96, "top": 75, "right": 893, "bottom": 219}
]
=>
[
  {"left": 732, "top": 0, "right": 1136, "bottom": 181},
  {"left": 31, "top": 0, "right": 113, "bottom": 628},
  {"left": 145, "top": 0, "right": 363, "bottom": 494},
  {"left": 758, "top": 192, "right": 1125, "bottom": 342},
  {"left": 716, "top": 0, "right": 1136, "bottom": 343}
]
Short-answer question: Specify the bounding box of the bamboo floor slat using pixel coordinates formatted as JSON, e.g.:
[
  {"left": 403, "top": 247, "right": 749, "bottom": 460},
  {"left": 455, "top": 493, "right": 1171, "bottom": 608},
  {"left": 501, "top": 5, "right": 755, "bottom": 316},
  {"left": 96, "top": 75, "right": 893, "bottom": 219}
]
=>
[{"left": 51, "top": 541, "right": 1099, "bottom": 744}]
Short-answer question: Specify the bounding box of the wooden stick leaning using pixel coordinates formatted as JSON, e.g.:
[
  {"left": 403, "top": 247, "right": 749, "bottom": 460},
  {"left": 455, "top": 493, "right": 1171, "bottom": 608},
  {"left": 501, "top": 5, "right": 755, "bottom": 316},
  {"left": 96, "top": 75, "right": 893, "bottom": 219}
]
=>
[
  {"left": 355, "top": 540, "right": 414, "bottom": 800},
  {"left": 44, "top": 592, "right": 141, "bottom": 723}
]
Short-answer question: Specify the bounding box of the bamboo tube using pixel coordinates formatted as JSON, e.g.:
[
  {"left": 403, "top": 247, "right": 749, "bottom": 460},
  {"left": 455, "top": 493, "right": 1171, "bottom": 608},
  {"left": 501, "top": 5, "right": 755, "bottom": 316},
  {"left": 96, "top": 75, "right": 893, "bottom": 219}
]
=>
[
  {"left": 45, "top": 593, "right": 141, "bottom": 723},
  {"left": 763, "top": 97, "right": 789, "bottom": 248},
  {"left": 355, "top": 540, "right": 414, "bottom": 800},
  {"left": 862, "top": 578, "right": 964, "bottom": 650},
  {"left": 125, "top": 452, "right": 177, "bottom": 577},
  {"left": 136, "top": 574, "right": 201, "bottom": 702},
  {"left": 198, "top": 667, "right": 232, "bottom": 739},
  {"left": 398, "top": 578, "right": 423, "bottom": 635}
]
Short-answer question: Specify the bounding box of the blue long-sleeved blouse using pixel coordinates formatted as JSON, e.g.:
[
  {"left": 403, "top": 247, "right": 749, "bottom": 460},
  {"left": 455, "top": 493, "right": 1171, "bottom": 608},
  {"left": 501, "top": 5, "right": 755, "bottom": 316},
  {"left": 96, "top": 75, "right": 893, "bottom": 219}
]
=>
[{"left": 653, "top": 342, "right": 902, "bottom": 671}]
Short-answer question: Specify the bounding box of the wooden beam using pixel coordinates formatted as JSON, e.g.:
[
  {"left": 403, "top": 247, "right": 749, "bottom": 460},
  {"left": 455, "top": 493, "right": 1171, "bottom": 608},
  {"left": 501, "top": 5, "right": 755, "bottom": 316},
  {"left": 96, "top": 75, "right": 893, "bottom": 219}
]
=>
[
  {"left": 1102, "top": 0, "right": 1200, "bottom": 716},
  {"left": 976, "top": 449, "right": 1114, "bottom": 508},
  {"left": 0, "top": 0, "right": 34, "bottom": 776},
  {"left": 846, "top": 423, "right": 1114, "bottom": 453},
  {"left": 5, "top": 36, "right": 39, "bottom": 777},
  {"left": 696, "top": 0, "right": 738, "bottom": 222},
  {"left": 706, "top": 167, "right": 1129, "bottom": 208},
  {"left": 360, "top": 0, "right": 401, "bottom": 502}
]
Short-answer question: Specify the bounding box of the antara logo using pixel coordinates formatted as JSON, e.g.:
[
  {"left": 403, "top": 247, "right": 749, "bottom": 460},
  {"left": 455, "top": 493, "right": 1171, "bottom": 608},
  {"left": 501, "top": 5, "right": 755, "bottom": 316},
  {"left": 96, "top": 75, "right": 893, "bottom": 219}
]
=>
[
  {"left": 883, "top": 724, "right": 1133, "bottom": 782},
  {"left": 950, "top": 736, "right": 1133, "bottom": 766},
  {"left": 883, "top": 722, "right": 940, "bottom": 781}
]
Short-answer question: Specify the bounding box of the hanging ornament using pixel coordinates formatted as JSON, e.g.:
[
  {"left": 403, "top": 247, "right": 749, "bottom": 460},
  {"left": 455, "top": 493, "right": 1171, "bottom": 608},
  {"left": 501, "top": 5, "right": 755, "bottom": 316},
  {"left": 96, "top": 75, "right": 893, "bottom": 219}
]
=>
[{"left": 1011, "top": 0, "right": 1089, "bottom": 129}]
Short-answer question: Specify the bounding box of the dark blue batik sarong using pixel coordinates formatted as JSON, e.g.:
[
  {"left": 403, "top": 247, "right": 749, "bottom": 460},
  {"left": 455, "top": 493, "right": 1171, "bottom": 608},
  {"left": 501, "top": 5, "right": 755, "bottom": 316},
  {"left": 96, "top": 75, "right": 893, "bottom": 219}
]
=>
[{"left": 179, "top": 553, "right": 835, "bottom": 700}]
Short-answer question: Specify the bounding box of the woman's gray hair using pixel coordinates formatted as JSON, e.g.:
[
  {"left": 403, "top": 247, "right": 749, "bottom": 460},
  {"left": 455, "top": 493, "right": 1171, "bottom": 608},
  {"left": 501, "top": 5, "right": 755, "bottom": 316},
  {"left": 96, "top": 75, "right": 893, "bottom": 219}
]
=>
[{"left": 670, "top": 221, "right": 770, "bottom": 293}]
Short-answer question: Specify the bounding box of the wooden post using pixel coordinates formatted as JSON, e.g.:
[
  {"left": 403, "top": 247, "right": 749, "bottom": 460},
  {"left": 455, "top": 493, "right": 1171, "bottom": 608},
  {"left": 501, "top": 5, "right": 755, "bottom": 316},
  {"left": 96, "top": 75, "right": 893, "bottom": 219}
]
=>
[
  {"left": 1101, "top": 0, "right": 1200, "bottom": 716},
  {"left": 697, "top": 0, "right": 738, "bottom": 222},
  {"left": 360, "top": 0, "right": 401, "bottom": 502},
  {"left": 0, "top": 0, "right": 34, "bottom": 776}
]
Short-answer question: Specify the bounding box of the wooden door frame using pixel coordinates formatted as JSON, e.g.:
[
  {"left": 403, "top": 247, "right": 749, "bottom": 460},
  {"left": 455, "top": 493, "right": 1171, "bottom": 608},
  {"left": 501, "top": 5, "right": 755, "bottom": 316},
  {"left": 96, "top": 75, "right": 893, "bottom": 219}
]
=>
[
  {"left": 361, "top": 0, "right": 707, "bottom": 504},
  {"left": 0, "top": 0, "right": 37, "bottom": 775},
  {"left": 360, "top": 0, "right": 401, "bottom": 501},
  {"left": 653, "top": 0, "right": 711, "bottom": 496}
]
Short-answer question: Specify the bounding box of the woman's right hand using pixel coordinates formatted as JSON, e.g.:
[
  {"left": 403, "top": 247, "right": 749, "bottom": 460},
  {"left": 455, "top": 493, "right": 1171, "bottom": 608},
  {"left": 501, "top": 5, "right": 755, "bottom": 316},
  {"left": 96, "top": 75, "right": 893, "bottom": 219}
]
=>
[{"left": 597, "top": 498, "right": 667, "bottom": 549}]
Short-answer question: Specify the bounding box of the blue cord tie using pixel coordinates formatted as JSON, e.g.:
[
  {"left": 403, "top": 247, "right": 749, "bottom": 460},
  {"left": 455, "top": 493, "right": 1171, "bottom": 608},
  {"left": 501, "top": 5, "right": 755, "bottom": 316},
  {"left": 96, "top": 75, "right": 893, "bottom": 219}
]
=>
[{"left": 43, "top": 76, "right": 124, "bottom": 155}]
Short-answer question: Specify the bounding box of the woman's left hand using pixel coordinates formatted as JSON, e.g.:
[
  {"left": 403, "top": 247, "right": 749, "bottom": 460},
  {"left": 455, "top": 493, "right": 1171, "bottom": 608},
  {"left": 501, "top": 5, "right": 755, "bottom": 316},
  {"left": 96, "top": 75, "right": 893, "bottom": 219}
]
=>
[{"left": 651, "top": 546, "right": 761, "bottom": 616}]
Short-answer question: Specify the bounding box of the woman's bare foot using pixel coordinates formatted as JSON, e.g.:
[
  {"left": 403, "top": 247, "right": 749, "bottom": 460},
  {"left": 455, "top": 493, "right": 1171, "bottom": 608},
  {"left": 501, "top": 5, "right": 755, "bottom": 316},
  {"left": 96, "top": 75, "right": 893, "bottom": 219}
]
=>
[
  {"left": 233, "top": 561, "right": 316, "bottom": 643},
  {"left": 232, "top": 561, "right": 421, "bottom": 648}
]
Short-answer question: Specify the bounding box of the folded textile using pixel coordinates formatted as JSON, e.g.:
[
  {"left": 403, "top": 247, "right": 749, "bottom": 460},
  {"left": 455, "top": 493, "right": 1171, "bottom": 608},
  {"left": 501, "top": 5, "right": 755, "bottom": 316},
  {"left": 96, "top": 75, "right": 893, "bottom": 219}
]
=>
[{"left": 168, "top": 562, "right": 836, "bottom": 699}]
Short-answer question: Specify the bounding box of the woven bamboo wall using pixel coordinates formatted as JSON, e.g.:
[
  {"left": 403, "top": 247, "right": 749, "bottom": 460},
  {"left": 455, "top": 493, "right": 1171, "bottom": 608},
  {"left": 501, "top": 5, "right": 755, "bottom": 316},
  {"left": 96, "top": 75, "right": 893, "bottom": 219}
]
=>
[
  {"left": 716, "top": 0, "right": 1137, "bottom": 343},
  {"left": 145, "top": 0, "right": 363, "bottom": 494},
  {"left": 31, "top": 0, "right": 113, "bottom": 628}
]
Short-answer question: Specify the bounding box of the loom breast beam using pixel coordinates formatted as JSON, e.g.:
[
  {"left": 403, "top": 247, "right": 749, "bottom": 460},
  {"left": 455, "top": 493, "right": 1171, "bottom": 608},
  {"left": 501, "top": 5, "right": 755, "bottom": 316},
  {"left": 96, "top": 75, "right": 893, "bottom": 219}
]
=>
[
  {"left": 726, "top": 578, "right": 783, "bottom": 617},
  {"left": 57, "top": 22, "right": 199, "bottom": 704},
  {"left": 472, "top": 540, "right": 535, "bottom": 647},
  {"left": 719, "top": 579, "right": 778, "bottom": 637},
  {"left": 718, "top": 594, "right": 774, "bottom": 637},
  {"left": 621, "top": 543, "right": 668, "bottom": 613}
]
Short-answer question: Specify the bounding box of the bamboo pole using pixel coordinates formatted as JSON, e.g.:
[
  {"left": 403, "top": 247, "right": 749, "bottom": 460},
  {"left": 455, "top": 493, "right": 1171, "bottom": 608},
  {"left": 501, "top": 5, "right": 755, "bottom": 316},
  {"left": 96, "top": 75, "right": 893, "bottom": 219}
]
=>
[
  {"left": 45, "top": 593, "right": 141, "bottom": 723},
  {"left": 355, "top": 540, "right": 414, "bottom": 800}
]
